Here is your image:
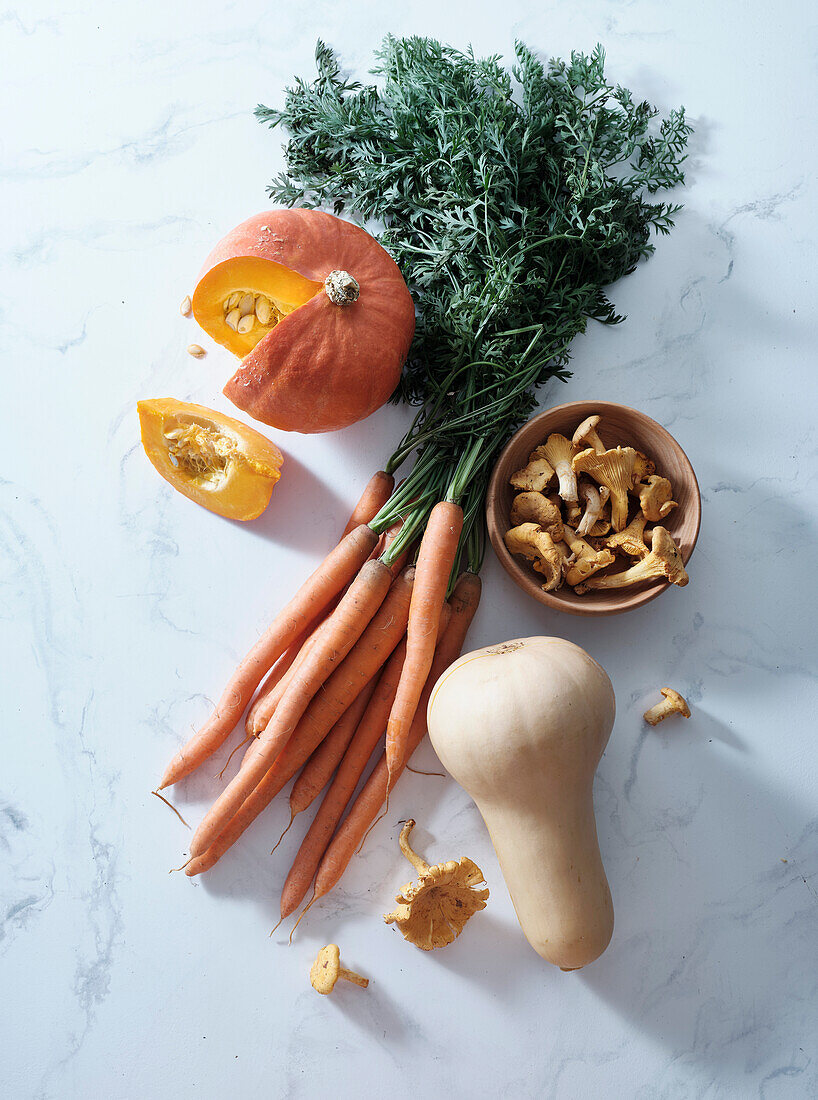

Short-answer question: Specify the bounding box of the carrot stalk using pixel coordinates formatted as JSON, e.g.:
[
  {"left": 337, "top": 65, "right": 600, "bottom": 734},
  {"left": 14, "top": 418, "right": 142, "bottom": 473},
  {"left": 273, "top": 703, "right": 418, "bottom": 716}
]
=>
[
  {"left": 158, "top": 524, "right": 378, "bottom": 789},
  {"left": 312, "top": 573, "right": 480, "bottom": 902},
  {"left": 384, "top": 501, "right": 463, "bottom": 782},
  {"left": 187, "top": 565, "right": 415, "bottom": 860}
]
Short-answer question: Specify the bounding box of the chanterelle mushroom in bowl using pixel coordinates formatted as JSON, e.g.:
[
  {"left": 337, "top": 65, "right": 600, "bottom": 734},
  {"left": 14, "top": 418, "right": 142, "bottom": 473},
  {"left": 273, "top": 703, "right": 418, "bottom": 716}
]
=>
[{"left": 486, "top": 401, "right": 700, "bottom": 616}]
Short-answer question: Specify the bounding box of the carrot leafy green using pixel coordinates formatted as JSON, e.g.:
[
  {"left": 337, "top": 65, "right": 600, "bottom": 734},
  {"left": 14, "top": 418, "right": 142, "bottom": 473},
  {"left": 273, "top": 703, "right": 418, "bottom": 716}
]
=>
[{"left": 257, "top": 36, "right": 692, "bottom": 571}]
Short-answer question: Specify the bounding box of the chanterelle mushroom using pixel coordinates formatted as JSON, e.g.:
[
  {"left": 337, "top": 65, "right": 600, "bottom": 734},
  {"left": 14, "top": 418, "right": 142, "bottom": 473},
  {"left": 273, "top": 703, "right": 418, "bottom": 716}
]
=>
[
  {"left": 572, "top": 446, "right": 639, "bottom": 531},
  {"left": 504, "top": 522, "right": 563, "bottom": 591},
  {"left": 561, "top": 523, "right": 616, "bottom": 587},
  {"left": 509, "top": 446, "right": 555, "bottom": 493},
  {"left": 639, "top": 475, "right": 678, "bottom": 522},
  {"left": 633, "top": 451, "right": 656, "bottom": 481},
  {"left": 605, "top": 512, "right": 649, "bottom": 558},
  {"left": 309, "top": 944, "right": 369, "bottom": 994},
  {"left": 572, "top": 414, "right": 605, "bottom": 454},
  {"left": 643, "top": 688, "right": 691, "bottom": 726},
  {"left": 581, "top": 526, "right": 688, "bottom": 589},
  {"left": 383, "top": 820, "right": 488, "bottom": 950},
  {"left": 510, "top": 491, "right": 564, "bottom": 542},
  {"left": 541, "top": 434, "right": 578, "bottom": 503},
  {"left": 575, "top": 480, "right": 610, "bottom": 539}
]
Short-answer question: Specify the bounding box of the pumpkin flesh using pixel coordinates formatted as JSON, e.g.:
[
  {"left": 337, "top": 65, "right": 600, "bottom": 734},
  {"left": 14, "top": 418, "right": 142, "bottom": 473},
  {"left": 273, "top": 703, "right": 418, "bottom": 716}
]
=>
[
  {"left": 137, "top": 398, "right": 283, "bottom": 521},
  {"left": 192, "top": 256, "right": 322, "bottom": 358}
]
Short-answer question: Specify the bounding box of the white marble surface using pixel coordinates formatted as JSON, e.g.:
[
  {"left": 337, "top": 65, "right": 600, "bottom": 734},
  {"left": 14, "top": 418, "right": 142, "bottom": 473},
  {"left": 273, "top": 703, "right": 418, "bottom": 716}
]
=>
[{"left": 2, "top": 1, "right": 817, "bottom": 1097}]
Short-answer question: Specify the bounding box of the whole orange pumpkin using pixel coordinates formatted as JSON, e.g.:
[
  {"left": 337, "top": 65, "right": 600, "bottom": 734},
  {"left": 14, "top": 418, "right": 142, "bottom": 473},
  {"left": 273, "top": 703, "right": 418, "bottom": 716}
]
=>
[{"left": 191, "top": 209, "right": 415, "bottom": 433}]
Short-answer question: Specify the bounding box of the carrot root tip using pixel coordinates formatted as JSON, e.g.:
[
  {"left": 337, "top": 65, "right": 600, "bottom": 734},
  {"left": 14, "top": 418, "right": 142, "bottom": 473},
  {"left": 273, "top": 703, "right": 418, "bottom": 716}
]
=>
[
  {"left": 217, "top": 733, "right": 253, "bottom": 781},
  {"left": 271, "top": 811, "right": 295, "bottom": 855},
  {"left": 152, "top": 790, "right": 191, "bottom": 830},
  {"left": 288, "top": 894, "right": 316, "bottom": 944},
  {"left": 358, "top": 804, "right": 388, "bottom": 854}
]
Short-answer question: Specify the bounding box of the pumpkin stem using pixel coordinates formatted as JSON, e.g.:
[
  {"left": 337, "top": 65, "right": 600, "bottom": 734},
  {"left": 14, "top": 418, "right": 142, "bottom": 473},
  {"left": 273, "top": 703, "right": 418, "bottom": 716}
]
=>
[
  {"left": 324, "top": 269, "right": 360, "bottom": 305},
  {"left": 398, "top": 819, "right": 430, "bottom": 874}
]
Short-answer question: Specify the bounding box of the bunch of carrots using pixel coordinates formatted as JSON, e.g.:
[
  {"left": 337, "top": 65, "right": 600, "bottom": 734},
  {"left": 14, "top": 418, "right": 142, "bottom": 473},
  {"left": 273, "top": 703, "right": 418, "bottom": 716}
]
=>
[{"left": 158, "top": 471, "right": 480, "bottom": 925}]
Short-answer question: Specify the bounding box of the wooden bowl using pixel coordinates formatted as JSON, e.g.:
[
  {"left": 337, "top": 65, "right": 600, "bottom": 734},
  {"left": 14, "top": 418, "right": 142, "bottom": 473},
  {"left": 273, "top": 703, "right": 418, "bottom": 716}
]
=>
[{"left": 486, "top": 401, "right": 701, "bottom": 616}]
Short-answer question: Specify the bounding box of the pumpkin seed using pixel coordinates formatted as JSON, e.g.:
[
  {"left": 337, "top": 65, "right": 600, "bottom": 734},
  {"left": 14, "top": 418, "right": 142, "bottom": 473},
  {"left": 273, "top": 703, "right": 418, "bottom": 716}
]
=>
[
  {"left": 237, "top": 314, "right": 254, "bottom": 334},
  {"left": 255, "top": 296, "right": 272, "bottom": 325},
  {"left": 180, "top": 295, "right": 192, "bottom": 316},
  {"left": 239, "top": 293, "right": 255, "bottom": 316},
  {"left": 224, "top": 292, "right": 241, "bottom": 312},
  {"left": 187, "top": 344, "right": 206, "bottom": 358},
  {"left": 225, "top": 309, "right": 241, "bottom": 331}
]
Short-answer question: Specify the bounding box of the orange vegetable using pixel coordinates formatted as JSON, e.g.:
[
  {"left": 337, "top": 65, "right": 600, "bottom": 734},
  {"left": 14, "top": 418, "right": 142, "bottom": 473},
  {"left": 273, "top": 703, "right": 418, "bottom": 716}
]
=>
[
  {"left": 246, "top": 471, "right": 395, "bottom": 735},
  {"left": 191, "top": 210, "right": 416, "bottom": 434},
  {"left": 385, "top": 501, "right": 463, "bottom": 782},
  {"left": 312, "top": 573, "right": 481, "bottom": 902},
  {"left": 137, "top": 398, "right": 283, "bottom": 521},
  {"left": 185, "top": 568, "right": 416, "bottom": 875},
  {"left": 158, "top": 523, "right": 377, "bottom": 790},
  {"left": 281, "top": 599, "right": 452, "bottom": 919},
  {"left": 188, "top": 562, "right": 409, "bottom": 858},
  {"left": 243, "top": 626, "right": 311, "bottom": 736},
  {"left": 342, "top": 471, "right": 395, "bottom": 537}
]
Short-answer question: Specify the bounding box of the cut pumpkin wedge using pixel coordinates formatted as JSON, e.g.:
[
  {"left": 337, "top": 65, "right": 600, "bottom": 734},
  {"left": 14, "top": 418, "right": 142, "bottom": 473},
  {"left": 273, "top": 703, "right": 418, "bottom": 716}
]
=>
[{"left": 138, "top": 398, "right": 283, "bottom": 521}]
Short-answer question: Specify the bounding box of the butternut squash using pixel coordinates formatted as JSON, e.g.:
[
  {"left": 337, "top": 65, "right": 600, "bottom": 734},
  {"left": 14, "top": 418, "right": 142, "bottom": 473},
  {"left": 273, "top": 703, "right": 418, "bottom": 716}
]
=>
[{"left": 427, "top": 637, "right": 615, "bottom": 969}]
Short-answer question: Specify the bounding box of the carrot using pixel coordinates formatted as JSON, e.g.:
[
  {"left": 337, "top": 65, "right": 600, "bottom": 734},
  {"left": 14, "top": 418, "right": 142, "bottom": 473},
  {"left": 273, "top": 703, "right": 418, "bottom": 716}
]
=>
[
  {"left": 158, "top": 524, "right": 377, "bottom": 790},
  {"left": 246, "top": 616, "right": 327, "bottom": 736},
  {"left": 272, "top": 675, "right": 379, "bottom": 852},
  {"left": 379, "top": 519, "right": 409, "bottom": 576},
  {"left": 243, "top": 625, "right": 309, "bottom": 734},
  {"left": 188, "top": 564, "right": 414, "bottom": 859},
  {"left": 241, "top": 474, "right": 392, "bottom": 737},
  {"left": 342, "top": 471, "right": 394, "bottom": 537},
  {"left": 384, "top": 501, "right": 463, "bottom": 782},
  {"left": 280, "top": 600, "right": 454, "bottom": 918},
  {"left": 186, "top": 571, "right": 416, "bottom": 876},
  {"left": 287, "top": 673, "right": 383, "bottom": 819},
  {"left": 311, "top": 572, "right": 480, "bottom": 902}
]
